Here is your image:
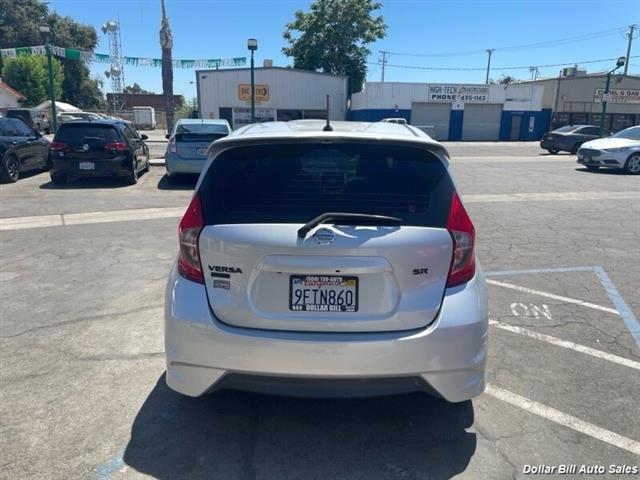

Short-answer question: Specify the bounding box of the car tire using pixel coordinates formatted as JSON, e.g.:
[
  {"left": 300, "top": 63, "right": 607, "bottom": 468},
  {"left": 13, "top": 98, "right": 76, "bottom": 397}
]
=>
[
  {"left": 1, "top": 155, "right": 20, "bottom": 183},
  {"left": 571, "top": 143, "right": 582, "bottom": 155},
  {"left": 547, "top": 148, "right": 559, "bottom": 155},
  {"left": 126, "top": 160, "right": 139, "bottom": 185},
  {"left": 624, "top": 153, "right": 640, "bottom": 175},
  {"left": 50, "top": 171, "right": 67, "bottom": 185}
]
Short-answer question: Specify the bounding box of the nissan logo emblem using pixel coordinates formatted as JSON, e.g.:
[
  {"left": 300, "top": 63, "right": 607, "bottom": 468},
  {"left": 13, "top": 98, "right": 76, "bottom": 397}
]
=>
[{"left": 313, "top": 228, "right": 335, "bottom": 245}]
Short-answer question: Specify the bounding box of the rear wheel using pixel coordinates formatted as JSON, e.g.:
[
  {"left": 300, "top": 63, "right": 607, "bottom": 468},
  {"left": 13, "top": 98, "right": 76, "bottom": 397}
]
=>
[
  {"left": 126, "top": 160, "right": 139, "bottom": 185},
  {"left": 1, "top": 155, "right": 20, "bottom": 183},
  {"left": 50, "top": 171, "right": 67, "bottom": 185},
  {"left": 547, "top": 148, "right": 559, "bottom": 155},
  {"left": 624, "top": 153, "right": 640, "bottom": 175}
]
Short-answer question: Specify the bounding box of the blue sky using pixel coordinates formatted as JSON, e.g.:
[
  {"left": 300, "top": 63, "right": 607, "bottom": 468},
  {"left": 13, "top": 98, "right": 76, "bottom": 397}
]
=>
[{"left": 48, "top": 0, "right": 640, "bottom": 100}]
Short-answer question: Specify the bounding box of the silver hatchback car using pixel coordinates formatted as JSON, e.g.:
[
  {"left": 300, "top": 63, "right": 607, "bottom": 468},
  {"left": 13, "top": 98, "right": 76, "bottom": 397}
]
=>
[{"left": 165, "top": 120, "right": 487, "bottom": 402}]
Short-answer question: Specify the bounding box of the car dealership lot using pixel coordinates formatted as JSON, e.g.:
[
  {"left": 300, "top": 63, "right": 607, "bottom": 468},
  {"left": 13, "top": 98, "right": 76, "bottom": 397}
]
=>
[{"left": 1, "top": 143, "right": 638, "bottom": 479}]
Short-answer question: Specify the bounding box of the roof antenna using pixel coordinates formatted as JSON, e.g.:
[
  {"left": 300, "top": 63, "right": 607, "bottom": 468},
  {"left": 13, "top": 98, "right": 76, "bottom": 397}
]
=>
[{"left": 322, "top": 94, "right": 333, "bottom": 131}]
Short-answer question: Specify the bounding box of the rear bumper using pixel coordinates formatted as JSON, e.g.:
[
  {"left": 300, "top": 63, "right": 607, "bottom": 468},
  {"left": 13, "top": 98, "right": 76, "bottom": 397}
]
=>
[
  {"left": 165, "top": 154, "right": 206, "bottom": 175},
  {"left": 164, "top": 264, "right": 488, "bottom": 402},
  {"left": 51, "top": 156, "right": 132, "bottom": 177}
]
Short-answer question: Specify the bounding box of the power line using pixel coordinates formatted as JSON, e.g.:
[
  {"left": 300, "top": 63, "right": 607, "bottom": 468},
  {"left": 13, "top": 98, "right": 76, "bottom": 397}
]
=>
[
  {"left": 382, "top": 26, "right": 627, "bottom": 58},
  {"left": 367, "top": 55, "right": 640, "bottom": 72}
]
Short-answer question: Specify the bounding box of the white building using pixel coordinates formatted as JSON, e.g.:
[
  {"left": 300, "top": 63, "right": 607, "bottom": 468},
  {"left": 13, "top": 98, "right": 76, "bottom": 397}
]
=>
[
  {"left": 0, "top": 79, "right": 26, "bottom": 111},
  {"left": 196, "top": 67, "right": 348, "bottom": 129},
  {"left": 351, "top": 82, "right": 547, "bottom": 141}
]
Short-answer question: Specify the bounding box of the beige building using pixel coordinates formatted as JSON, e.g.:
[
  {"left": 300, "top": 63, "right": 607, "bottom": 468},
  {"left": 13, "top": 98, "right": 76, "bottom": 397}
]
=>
[{"left": 520, "top": 70, "right": 640, "bottom": 132}]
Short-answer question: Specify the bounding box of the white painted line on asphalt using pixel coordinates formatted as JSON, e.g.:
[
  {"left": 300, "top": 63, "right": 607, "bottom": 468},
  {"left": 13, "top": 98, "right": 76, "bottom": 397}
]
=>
[
  {"left": 0, "top": 214, "right": 63, "bottom": 230},
  {"left": 485, "top": 384, "right": 640, "bottom": 456},
  {"left": 63, "top": 207, "right": 185, "bottom": 226},
  {"left": 452, "top": 156, "right": 575, "bottom": 164},
  {"left": 465, "top": 191, "right": 640, "bottom": 203},
  {"left": 489, "top": 319, "right": 640, "bottom": 371},
  {"left": 487, "top": 279, "right": 619, "bottom": 315},
  {"left": 0, "top": 207, "right": 184, "bottom": 231}
]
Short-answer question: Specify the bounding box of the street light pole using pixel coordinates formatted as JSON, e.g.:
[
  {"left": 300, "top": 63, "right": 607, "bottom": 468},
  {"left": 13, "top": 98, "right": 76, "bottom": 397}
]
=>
[
  {"left": 247, "top": 38, "right": 258, "bottom": 123},
  {"left": 40, "top": 26, "right": 57, "bottom": 132},
  {"left": 599, "top": 57, "right": 626, "bottom": 132}
]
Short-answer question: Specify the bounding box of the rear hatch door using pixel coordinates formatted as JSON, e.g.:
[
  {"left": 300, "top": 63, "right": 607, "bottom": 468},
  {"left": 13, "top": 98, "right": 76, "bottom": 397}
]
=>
[{"left": 197, "top": 141, "right": 456, "bottom": 333}]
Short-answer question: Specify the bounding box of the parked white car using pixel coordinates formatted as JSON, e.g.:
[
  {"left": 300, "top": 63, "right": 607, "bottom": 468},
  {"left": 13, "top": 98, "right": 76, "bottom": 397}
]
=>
[{"left": 577, "top": 126, "right": 640, "bottom": 174}]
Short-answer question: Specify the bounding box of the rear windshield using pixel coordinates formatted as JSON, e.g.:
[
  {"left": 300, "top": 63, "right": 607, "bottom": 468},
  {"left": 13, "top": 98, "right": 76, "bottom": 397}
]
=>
[
  {"left": 175, "top": 123, "right": 229, "bottom": 142},
  {"left": 199, "top": 143, "right": 454, "bottom": 228},
  {"left": 55, "top": 124, "right": 120, "bottom": 143}
]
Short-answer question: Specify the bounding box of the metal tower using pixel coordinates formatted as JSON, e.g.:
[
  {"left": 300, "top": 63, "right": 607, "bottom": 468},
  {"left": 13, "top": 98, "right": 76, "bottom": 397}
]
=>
[{"left": 101, "top": 20, "right": 125, "bottom": 112}]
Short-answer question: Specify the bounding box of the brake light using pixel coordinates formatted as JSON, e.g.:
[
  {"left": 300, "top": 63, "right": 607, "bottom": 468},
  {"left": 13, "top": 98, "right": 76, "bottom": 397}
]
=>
[
  {"left": 178, "top": 192, "right": 205, "bottom": 283},
  {"left": 104, "top": 142, "right": 129, "bottom": 151},
  {"left": 446, "top": 192, "right": 476, "bottom": 287},
  {"left": 167, "top": 137, "right": 176, "bottom": 154},
  {"left": 49, "top": 142, "right": 70, "bottom": 152}
]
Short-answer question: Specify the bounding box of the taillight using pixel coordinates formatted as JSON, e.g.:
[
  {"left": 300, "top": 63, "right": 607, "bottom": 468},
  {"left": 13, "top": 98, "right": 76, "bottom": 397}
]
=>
[
  {"left": 446, "top": 192, "right": 476, "bottom": 287},
  {"left": 167, "top": 137, "right": 176, "bottom": 154},
  {"left": 104, "top": 142, "right": 129, "bottom": 151},
  {"left": 49, "top": 141, "right": 70, "bottom": 152},
  {"left": 178, "top": 193, "right": 205, "bottom": 283}
]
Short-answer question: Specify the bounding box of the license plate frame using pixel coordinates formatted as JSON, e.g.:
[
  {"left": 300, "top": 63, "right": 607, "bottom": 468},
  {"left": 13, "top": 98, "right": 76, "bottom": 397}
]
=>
[
  {"left": 79, "top": 161, "right": 95, "bottom": 170},
  {"left": 289, "top": 275, "right": 359, "bottom": 313}
]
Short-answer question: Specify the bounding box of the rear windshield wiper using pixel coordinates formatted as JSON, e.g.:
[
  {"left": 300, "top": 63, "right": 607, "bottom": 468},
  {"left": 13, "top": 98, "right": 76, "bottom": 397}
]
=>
[{"left": 297, "top": 212, "right": 402, "bottom": 239}]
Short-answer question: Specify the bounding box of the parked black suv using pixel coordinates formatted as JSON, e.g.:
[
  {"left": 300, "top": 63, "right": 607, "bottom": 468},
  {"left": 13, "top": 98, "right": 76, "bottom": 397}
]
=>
[
  {"left": 49, "top": 120, "right": 150, "bottom": 184},
  {"left": 0, "top": 117, "right": 50, "bottom": 183}
]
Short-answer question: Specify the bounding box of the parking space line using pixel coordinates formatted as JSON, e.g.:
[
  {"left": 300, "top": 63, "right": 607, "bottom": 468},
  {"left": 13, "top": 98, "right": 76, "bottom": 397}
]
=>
[
  {"left": 489, "top": 320, "right": 640, "bottom": 370},
  {"left": 594, "top": 267, "right": 640, "bottom": 349},
  {"left": 485, "top": 385, "right": 640, "bottom": 456},
  {"left": 465, "top": 191, "right": 640, "bottom": 204},
  {"left": 487, "top": 279, "right": 619, "bottom": 315}
]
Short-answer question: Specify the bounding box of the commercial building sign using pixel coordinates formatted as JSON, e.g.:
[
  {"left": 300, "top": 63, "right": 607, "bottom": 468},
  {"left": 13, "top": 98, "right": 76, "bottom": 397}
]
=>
[
  {"left": 594, "top": 88, "right": 640, "bottom": 104},
  {"left": 428, "top": 85, "right": 489, "bottom": 103},
  {"left": 238, "top": 84, "right": 269, "bottom": 103}
]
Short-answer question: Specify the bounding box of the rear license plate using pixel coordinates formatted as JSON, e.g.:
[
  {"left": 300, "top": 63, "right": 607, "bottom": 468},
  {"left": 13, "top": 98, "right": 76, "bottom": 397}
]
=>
[
  {"left": 196, "top": 147, "right": 208, "bottom": 157},
  {"left": 289, "top": 275, "right": 358, "bottom": 312},
  {"left": 79, "top": 161, "right": 95, "bottom": 170}
]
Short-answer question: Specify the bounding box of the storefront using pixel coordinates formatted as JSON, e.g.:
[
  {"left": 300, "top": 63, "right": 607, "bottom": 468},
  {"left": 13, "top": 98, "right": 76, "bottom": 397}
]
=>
[
  {"left": 350, "top": 82, "right": 548, "bottom": 141},
  {"left": 196, "top": 67, "right": 348, "bottom": 129}
]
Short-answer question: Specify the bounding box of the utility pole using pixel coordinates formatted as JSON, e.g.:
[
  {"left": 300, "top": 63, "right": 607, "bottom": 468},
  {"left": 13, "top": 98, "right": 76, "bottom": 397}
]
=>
[
  {"left": 485, "top": 49, "right": 494, "bottom": 85},
  {"left": 380, "top": 50, "right": 389, "bottom": 82},
  {"left": 623, "top": 24, "right": 637, "bottom": 76},
  {"left": 39, "top": 26, "right": 57, "bottom": 132}
]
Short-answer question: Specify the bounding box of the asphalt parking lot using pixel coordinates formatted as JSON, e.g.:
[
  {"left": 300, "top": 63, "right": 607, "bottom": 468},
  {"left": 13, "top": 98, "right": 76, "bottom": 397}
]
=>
[{"left": 1, "top": 142, "right": 638, "bottom": 479}]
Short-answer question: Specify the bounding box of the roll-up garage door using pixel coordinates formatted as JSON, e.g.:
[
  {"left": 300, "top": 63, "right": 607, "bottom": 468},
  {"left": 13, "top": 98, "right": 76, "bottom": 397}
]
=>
[
  {"left": 461, "top": 104, "right": 503, "bottom": 141},
  {"left": 411, "top": 103, "right": 451, "bottom": 140}
]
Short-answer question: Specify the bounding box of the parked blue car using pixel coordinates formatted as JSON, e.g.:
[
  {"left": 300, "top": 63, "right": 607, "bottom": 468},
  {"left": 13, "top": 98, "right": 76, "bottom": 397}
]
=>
[{"left": 165, "top": 119, "right": 231, "bottom": 181}]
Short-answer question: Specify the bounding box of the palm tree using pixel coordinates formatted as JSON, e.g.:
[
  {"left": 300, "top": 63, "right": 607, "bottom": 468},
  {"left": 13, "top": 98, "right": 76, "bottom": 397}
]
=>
[{"left": 159, "top": 0, "right": 174, "bottom": 133}]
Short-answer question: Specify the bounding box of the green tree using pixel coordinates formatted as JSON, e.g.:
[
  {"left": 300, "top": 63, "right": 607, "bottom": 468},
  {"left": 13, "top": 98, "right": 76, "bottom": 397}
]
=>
[
  {"left": 0, "top": 0, "right": 103, "bottom": 108},
  {"left": 2, "top": 55, "right": 63, "bottom": 106},
  {"left": 282, "top": 0, "right": 387, "bottom": 95},
  {"left": 124, "top": 82, "right": 154, "bottom": 94}
]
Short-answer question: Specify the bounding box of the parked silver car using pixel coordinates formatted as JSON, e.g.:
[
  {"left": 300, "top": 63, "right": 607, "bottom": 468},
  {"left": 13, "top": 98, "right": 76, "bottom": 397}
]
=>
[{"left": 165, "top": 120, "right": 487, "bottom": 402}]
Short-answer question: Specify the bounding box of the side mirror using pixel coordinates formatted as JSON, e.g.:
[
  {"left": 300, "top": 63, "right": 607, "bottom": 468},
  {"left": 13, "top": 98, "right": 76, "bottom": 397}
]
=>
[
  {"left": 165, "top": 134, "right": 170, "bottom": 139},
  {"left": 140, "top": 134, "right": 149, "bottom": 140}
]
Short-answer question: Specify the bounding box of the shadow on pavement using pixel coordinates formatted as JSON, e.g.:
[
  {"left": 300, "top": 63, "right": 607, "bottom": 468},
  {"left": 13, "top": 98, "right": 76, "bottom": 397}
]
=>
[
  {"left": 574, "top": 167, "right": 628, "bottom": 175},
  {"left": 123, "top": 375, "right": 476, "bottom": 480},
  {"left": 157, "top": 174, "right": 198, "bottom": 191}
]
